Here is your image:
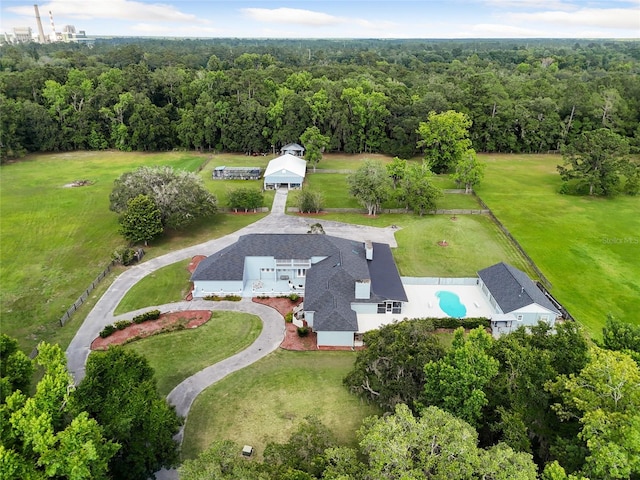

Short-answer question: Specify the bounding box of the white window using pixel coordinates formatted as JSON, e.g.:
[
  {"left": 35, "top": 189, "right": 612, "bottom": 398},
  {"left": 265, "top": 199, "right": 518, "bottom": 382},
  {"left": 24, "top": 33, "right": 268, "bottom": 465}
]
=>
[
  {"left": 296, "top": 268, "right": 306, "bottom": 278},
  {"left": 377, "top": 301, "right": 402, "bottom": 314}
]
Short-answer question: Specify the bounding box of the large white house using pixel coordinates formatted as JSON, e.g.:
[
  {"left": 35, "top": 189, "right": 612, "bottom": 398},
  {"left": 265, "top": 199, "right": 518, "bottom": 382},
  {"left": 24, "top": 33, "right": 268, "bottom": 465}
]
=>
[
  {"left": 191, "top": 234, "right": 564, "bottom": 346},
  {"left": 190, "top": 234, "right": 407, "bottom": 347}
]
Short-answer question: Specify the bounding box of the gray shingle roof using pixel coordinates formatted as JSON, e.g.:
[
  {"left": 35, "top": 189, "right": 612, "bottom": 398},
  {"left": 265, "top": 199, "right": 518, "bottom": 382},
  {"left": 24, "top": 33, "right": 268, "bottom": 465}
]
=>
[
  {"left": 191, "top": 234, "right": 406, "bottom": 332},
  {"left": 369, "top": 242, "right": 408, "bottom": 302},
  {"left": 477, "top": 262, "right": 560, "bottom": 315}
]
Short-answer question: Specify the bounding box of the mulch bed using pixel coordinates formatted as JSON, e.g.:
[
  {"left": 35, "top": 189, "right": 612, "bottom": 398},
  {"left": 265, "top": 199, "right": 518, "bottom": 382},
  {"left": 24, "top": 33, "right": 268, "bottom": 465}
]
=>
[{"left": 90, "top": 310, "right": 212, "bottom": 350}]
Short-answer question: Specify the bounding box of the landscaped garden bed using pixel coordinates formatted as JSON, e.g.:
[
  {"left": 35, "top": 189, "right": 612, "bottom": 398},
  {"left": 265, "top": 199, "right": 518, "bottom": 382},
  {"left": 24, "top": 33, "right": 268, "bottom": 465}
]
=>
[{"left": 91, "top": 310, "right": 212, "bottom": 350}]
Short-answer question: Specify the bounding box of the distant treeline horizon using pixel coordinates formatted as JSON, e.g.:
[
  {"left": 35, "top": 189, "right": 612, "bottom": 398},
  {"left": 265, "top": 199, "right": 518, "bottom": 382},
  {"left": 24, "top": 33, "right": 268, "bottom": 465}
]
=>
[{"left": 1, "top": 38, "right": 638, "bottom": 161}]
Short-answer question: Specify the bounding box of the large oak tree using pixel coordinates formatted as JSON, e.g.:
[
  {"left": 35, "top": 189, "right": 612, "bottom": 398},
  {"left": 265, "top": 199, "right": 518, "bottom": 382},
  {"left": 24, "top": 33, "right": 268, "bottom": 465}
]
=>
[{"left": 558, "top": 128, "right": 632, "bottom": 196}]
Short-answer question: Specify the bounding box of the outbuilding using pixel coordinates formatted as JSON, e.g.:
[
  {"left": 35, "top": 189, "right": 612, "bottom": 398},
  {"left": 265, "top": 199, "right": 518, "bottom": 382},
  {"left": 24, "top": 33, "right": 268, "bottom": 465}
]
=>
[
  {"left": 477, "top": 262, "right": 561, "bottom": 337},
  {"left": 263, "top": 154, "right": 307, "bottom": 190},
  {"left": 280, "top": 143, "right": 305, "bottom": 157}
]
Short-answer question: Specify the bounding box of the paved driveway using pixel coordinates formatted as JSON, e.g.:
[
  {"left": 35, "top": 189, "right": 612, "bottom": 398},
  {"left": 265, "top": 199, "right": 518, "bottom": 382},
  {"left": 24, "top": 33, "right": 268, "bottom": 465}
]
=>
[{"left": 64, "top": 191, "right": 399, "bottom": 479}]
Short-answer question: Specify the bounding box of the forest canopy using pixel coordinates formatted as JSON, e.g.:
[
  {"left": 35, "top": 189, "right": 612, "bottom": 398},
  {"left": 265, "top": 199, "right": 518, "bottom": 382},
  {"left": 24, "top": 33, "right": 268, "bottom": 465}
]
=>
[{"left": 1, "top": 38, "right": 639, "bottom": 162}]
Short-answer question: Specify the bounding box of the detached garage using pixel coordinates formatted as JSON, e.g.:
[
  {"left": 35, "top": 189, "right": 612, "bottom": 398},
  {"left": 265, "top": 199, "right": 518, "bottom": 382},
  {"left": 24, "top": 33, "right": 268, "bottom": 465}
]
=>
[{"left": 263, "top": 154, "right": 307, "bottom": 190}]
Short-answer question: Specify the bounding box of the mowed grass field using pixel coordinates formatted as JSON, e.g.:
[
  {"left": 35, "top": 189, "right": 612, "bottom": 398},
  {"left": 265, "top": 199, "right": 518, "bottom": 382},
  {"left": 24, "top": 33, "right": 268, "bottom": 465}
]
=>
[
  {"left": 0, "top": 151, "right": 263, "bottom": 352},
  {"left": 181, "top": 350, "right": 380, "bottom": 460},
  {"left": 475, "top": 154, "right": 640, "bottom": 336}
]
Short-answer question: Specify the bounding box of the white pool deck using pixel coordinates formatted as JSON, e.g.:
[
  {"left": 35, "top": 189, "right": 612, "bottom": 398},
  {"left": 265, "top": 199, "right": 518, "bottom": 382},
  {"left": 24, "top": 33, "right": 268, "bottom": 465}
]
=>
[{"left": 357, "top": 284, "right": 496, "bottom": 334}]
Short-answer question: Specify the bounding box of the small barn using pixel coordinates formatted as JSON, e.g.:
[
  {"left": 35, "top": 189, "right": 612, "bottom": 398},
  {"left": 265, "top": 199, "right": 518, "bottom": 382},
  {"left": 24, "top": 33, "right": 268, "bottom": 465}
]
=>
[
  {"left": 212, "top": 166, "right": 262, "bottom": 180},
  {"left": 280, "top": 143, "right": 305, "bottom": 157},
  {"left": 263, "top": 154, "right": 307, "bottom": 190}
]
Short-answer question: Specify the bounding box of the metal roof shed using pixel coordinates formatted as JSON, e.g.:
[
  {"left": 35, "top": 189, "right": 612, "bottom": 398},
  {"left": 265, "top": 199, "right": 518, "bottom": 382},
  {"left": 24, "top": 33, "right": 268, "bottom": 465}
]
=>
[{"left": 263, "top": 154, "right": 307, "bottom": 190}]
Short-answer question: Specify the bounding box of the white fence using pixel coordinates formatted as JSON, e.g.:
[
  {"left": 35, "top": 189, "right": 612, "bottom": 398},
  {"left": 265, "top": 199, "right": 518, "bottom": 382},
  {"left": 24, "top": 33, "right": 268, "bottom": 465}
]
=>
[{"left": 401, "top": 277, "right": 479, "bottom": 286}]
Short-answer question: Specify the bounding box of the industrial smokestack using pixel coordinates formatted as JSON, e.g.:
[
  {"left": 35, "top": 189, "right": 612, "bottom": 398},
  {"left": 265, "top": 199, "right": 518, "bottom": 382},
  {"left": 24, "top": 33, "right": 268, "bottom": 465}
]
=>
[
  {"left": 34, "top": 4, "right": 46, "bottom": 43},
  {"left": 49, "top": 10, "right": 57, "bottom": 42}
]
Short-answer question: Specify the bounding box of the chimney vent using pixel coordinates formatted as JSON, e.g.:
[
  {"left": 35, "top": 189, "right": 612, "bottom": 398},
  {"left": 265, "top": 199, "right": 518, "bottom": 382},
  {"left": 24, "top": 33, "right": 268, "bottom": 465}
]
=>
[{"left": 365, "top": 240, "right": 373, "bottom": 260}]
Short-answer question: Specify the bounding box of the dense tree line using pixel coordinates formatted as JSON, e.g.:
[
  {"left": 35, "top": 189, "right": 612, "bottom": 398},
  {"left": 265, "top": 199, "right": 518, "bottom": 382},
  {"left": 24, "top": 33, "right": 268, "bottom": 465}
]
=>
[
  {"left": 0, "top": 338, "right": 181, "bottom": 480},
  {"left": 1, "top": 39, "right": 639, "bottom": 162},
  {"left": 343, "top": 319, "right": 640, "bottom": 479}
]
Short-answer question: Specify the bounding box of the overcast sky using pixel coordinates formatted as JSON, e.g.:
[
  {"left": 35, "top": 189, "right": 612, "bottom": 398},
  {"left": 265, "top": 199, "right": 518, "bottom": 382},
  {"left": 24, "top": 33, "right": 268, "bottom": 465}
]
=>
[{"left": 2, "top": 0, "right": 639, "bottom": 39}]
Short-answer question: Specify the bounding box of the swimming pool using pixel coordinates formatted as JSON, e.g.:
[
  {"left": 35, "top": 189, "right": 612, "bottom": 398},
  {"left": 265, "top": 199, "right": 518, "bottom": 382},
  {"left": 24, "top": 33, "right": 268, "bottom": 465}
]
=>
[{"left": 435, "top": 290, "right": 467, "bottom": 318}]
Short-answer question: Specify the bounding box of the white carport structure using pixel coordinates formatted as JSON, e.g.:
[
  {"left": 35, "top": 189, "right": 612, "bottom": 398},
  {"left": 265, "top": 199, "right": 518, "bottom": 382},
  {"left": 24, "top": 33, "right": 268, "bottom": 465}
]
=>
[{"left": 263, "top": 153, "right": 307, "bottom": 190}]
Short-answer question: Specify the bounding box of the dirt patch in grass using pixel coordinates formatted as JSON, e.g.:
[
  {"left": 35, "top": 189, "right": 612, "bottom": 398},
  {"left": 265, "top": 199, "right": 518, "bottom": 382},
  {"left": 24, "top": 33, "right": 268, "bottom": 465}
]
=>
[
  {"left": 91, "top": 310, "right": 212, "bottom": 350},
  {"left": 63, "top": 180, "right": 94, "bottom": 187}
]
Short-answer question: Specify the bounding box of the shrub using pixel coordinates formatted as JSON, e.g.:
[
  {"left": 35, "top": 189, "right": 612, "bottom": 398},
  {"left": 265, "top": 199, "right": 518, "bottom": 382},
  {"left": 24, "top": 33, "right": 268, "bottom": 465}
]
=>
[
  {"left": 285, "top": 312, "right": 293, "bottom": 323},
  {"left": 132, "top": 309, "right": 161, "bottom": 324},
  {"left": 99, "top": 324, "right": 117, "bottom": 338},
  {"left": 227, "top": 188, "right": 264, "bottom": 212},
  {"left": 429, "top": 317, "right": 490, "bottom": 329},
  {"left": 223, "top": 295, "right": 242, "bottom": 301},
  {"left": 297, "top": 326, "right": 310, "bottom": 337},
  {"left": 112, "top": 246, "right": 136, "bottom": 265},
  {"left": 288, "top": 293, "right": 300, "bottom": 302},
  {"left": 204, "top": 295, "right": 222, "bottom": 301},
  {"left": 114, "top": 320, "right": 133, "bottom": 330},
  {"left": 297, "top": 189, "right": 323, "bottom": 213}
]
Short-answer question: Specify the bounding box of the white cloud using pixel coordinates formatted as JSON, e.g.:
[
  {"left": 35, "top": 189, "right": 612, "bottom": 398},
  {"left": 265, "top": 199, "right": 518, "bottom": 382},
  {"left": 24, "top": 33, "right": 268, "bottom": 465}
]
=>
[
  {"left": 506, "top": 7, "right": 640, "bottom": 29},
  {"left": 241, "top": 7, "right": 346, "bottom": 27},
  {"left": 8, "top": 0, "right": 204, "bottom": 24},
  {"left": 485, "top": 0, "right": 577, "bottom": 10}
]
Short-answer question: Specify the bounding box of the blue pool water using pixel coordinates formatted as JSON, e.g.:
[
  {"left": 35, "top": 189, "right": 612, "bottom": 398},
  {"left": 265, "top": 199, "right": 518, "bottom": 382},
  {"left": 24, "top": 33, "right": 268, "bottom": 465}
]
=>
[{"left": 435, "top": 291, "right": 467, "bottom": 318}]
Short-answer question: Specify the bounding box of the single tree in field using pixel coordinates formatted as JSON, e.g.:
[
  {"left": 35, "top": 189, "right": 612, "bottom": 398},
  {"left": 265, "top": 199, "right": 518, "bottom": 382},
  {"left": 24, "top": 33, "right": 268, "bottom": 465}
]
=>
[
  {"left": 558, "top": 128, "right": 631, "bottom": 196},
  {"left": 400, "top": 162, "right": 442, "bottom": 215},
  {"left": 118, "top": 194, "right": 163, "bottom": 246},
  {"left": 451, "top": 150, "right": 485, "bottom": 193},
  {"left": 417, "top": 110, "right": 473, "bottom": 174},
  {"left": 300, "top": 125, "right": 330, "bottom": 172},
  {"left": 72, "top": 348, "right": 182, "bottom": 480},
  {"left": 347, "top": 159, "right": 392, "bottom": 215},
  {"left": 110, "top": 166, "right": 217, "bottom": 229},
  {"left": 386, "top": 156, "right": 408, "bottom": 189}
]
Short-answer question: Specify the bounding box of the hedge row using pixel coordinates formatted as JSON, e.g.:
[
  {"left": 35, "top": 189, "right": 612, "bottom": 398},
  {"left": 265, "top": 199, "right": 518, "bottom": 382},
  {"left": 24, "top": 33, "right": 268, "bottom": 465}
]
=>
[
  {"left": 99, "top": 309, "right": 162, "bottom": 338},
  {"left": 132, "top": 309, "right": 161, "bottom": 324},
  {"left": 424, "top": 317, "right": 491, "bottom": 330},
  {"left": 203, "top": 294, "right": 242, "bottom": 301}
]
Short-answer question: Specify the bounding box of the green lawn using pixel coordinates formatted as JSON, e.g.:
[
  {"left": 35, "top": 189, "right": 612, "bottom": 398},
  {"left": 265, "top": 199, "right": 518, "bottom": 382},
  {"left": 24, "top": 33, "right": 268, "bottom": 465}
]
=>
[
  {"left": 0, "top": 151, "right": 264, "bottom": 352},
  {"left": 301, "top": 173, "right": 478, "bottom": 210},
  {"left": 475, "top": 153, "right": 640, "bottom": 336},
  {"left": 122, "top": 311, "right": 262, "bottom": 396},
  {"left": 301, "top": 213, "right": 534, "bottom": 278},
  {"left": 181, "top": 350, "right": 380, "bottom": 460},
  {"left": 114, "top": 260, "right": 192, "bottom": 315}
]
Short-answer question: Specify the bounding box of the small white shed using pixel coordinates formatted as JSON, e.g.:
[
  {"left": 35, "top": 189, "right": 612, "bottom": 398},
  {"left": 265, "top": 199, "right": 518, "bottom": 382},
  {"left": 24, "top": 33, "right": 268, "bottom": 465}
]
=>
[
  {"left": 263, "top": 154, "right": 307, "bottom": 190},
  {"left": 280, "top": 143, "right": 305, "bottom": 156}
]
